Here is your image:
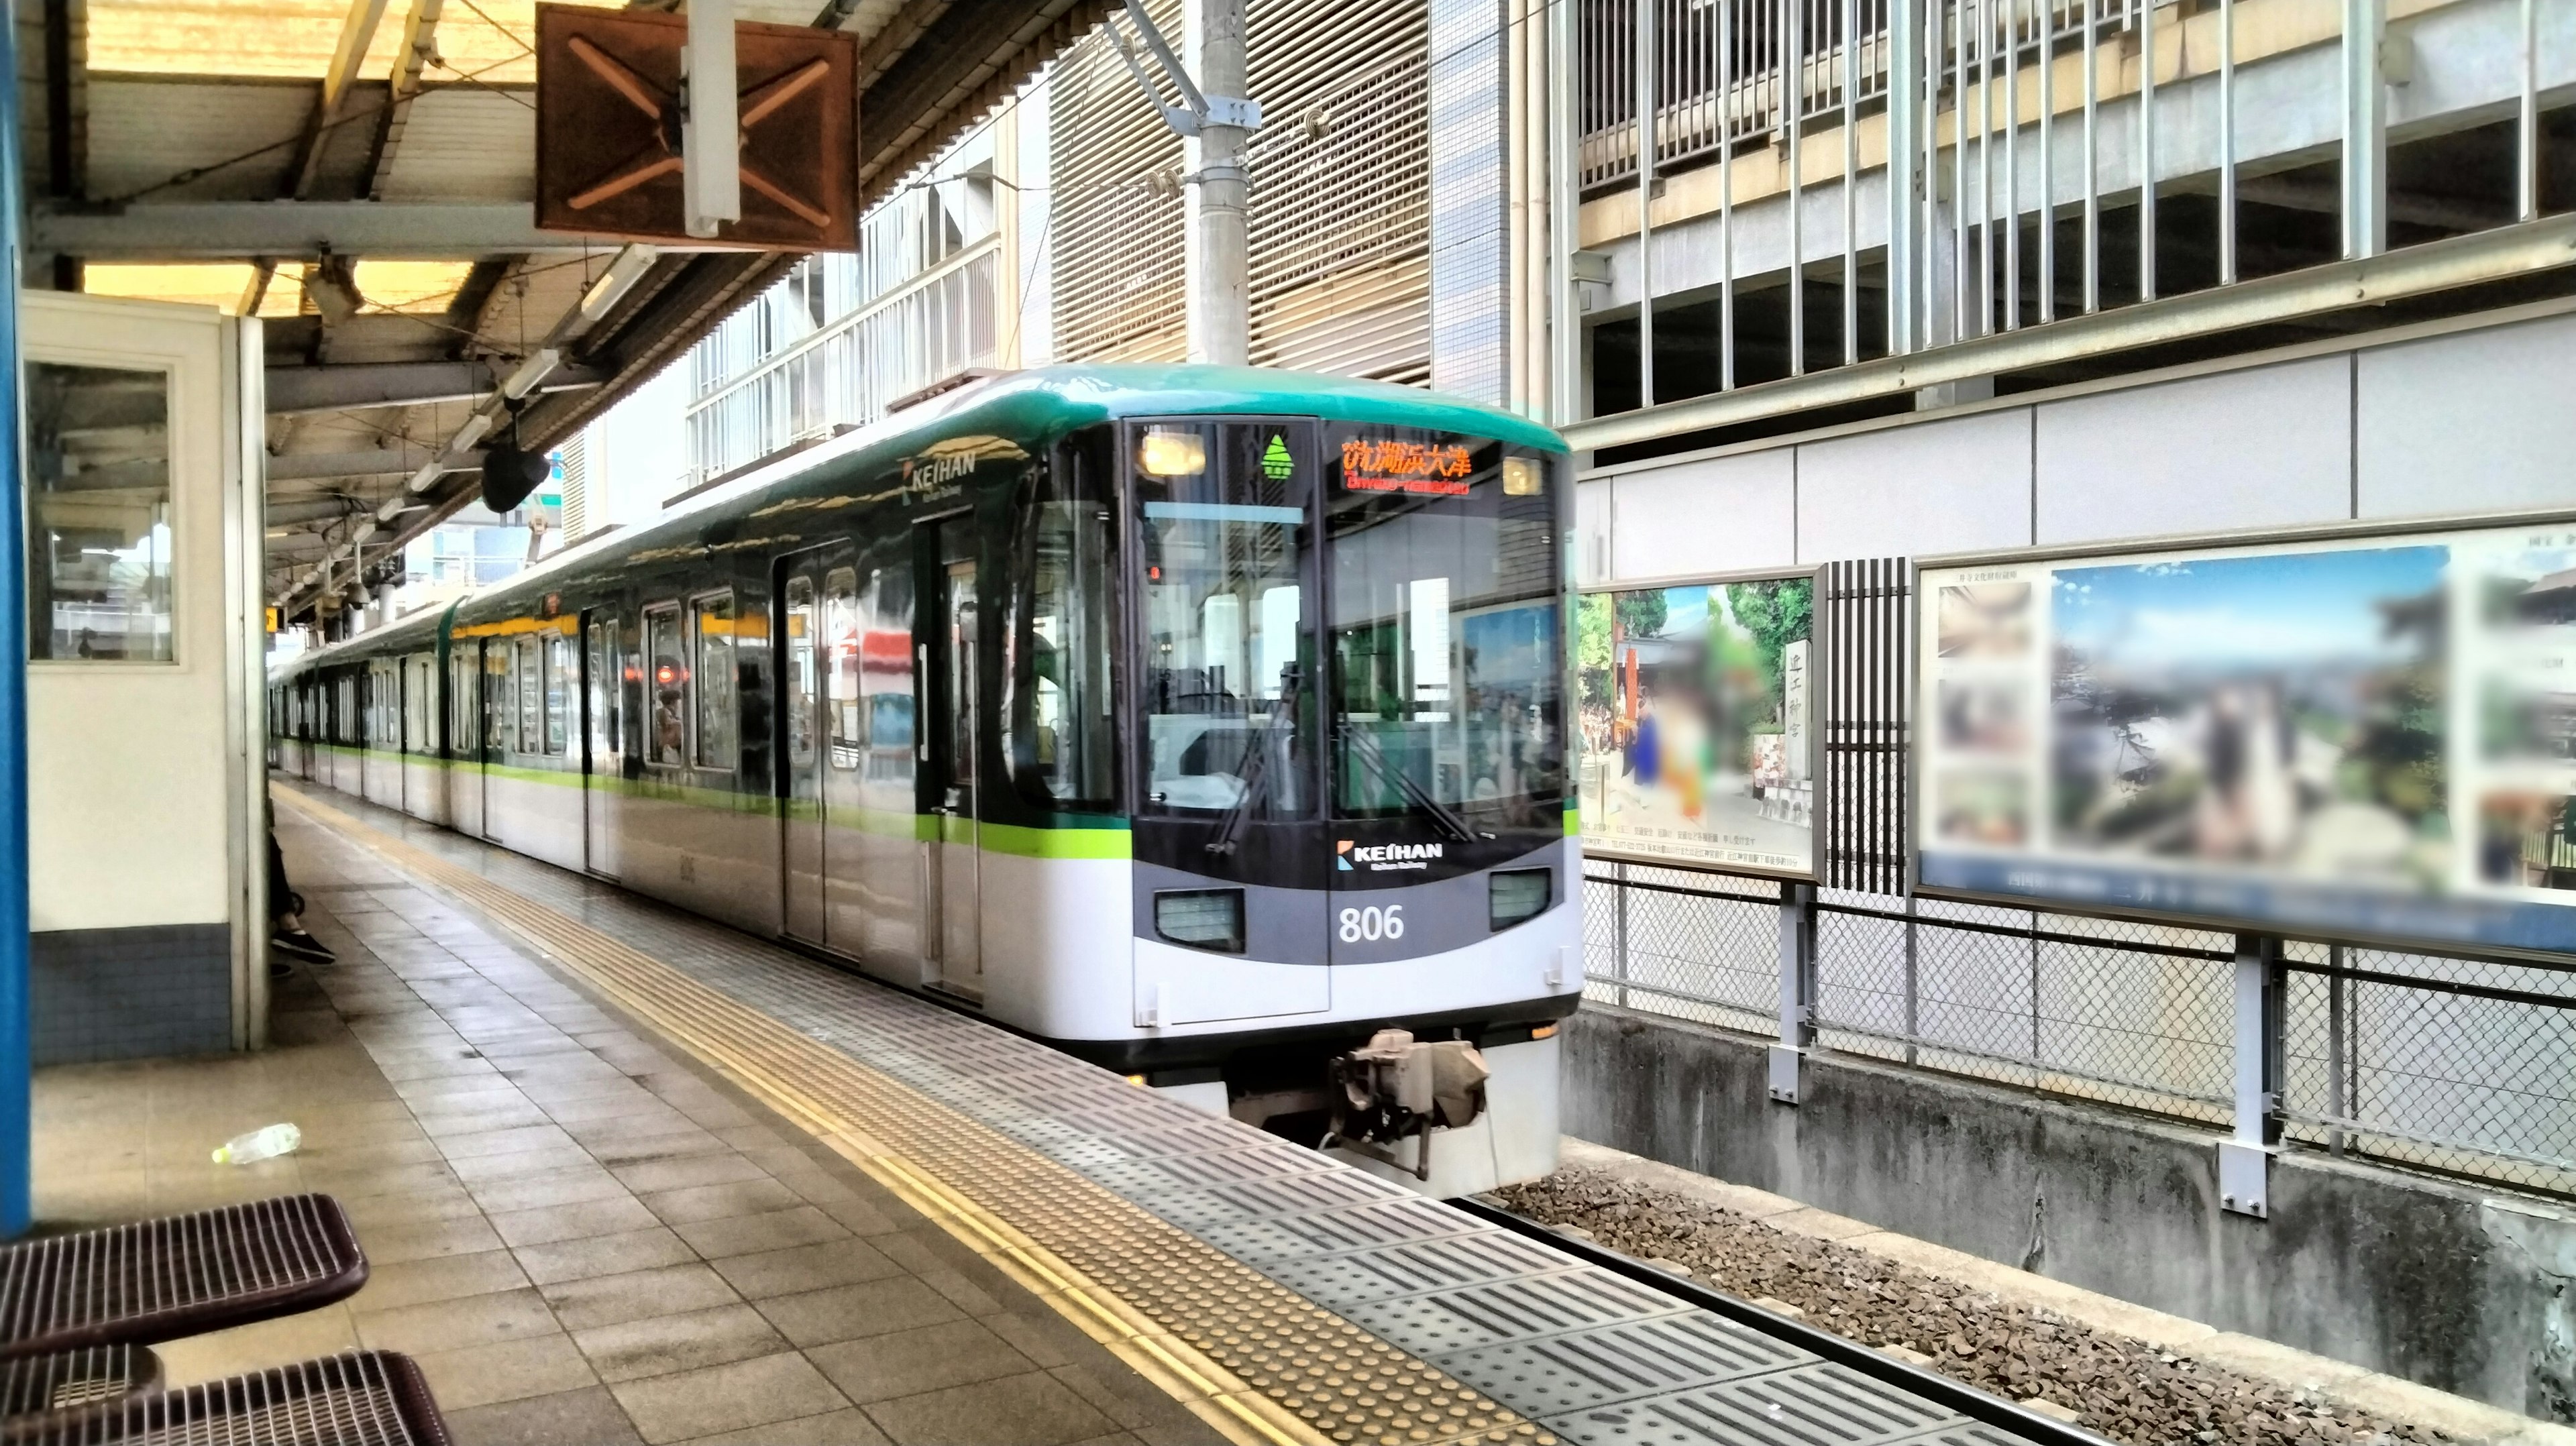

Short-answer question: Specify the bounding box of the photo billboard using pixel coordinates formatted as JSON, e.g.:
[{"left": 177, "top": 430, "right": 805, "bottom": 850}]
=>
[
  {"left": 1577, "top": 574, "right": 1815, "bottom": 875},
  {"left": 1915, "top": 516, "right": 2576, "bottom": 955}
]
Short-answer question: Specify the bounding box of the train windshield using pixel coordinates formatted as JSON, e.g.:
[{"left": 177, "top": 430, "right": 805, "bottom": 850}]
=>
[
  {"left": 1327, "top": 429, "right": 1564, "bottom": 831},
  {"left": 1134, "top": 422, "right": 1317, "bottom": 820}
]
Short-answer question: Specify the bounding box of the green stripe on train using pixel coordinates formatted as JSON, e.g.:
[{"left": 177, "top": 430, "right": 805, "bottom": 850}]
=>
[{"left": 285, "top": 748, "right": 1131, "bottom": 860}]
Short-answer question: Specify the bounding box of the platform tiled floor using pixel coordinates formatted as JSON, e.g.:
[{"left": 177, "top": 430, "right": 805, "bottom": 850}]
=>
[{"left": 28, "top": 806, "right": 1226, "bottom": 1446}]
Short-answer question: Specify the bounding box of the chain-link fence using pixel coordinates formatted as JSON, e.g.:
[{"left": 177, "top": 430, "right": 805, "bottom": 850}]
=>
[{"left": 1586, "top": 867, "right": 2576, "bottom": 1200}]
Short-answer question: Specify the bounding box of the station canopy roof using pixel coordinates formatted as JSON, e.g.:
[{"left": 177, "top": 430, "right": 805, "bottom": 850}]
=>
[{"left": 30, "top": 0, "right": 1109, "bottom": 618}]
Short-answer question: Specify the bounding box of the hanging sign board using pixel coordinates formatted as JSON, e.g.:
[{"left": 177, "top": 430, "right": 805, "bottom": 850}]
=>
[
  {"left": 1914, "top": 512, "right": 2576, "bottom": 957},
  {"left": 1576, "top": 571, "right": 1817, "bottom": 877}
]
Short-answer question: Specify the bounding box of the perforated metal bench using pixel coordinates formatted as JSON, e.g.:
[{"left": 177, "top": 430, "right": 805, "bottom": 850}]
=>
[
  {"left": 0, "top": 1351, "right": 447, "bottom": 1445},
  {"left": 0, "top": 1195, "right": 367, "bottom": 1360}
]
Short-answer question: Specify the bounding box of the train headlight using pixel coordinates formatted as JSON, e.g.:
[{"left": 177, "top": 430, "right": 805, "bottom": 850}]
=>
[
  {"left": 1138, "top": 427, "right": 1208, "bottom": 478},
  {"left": 1155, "top": 889, "right": 1244, "bottom": 952},
  {"left": 1501, "top": 456, "right": 1544, "bottom": 496},
  {"left": 1489, "top": 870, "right": 1551, "bottom": 930}
]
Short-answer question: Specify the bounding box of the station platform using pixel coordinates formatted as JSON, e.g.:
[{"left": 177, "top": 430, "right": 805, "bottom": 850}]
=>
[{"left": 30, "top": 780, "right": 2053, "bottom": 1446}]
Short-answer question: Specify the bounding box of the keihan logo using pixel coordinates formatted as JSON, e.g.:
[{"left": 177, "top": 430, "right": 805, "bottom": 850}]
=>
[{"left": 1338, "top": 840, "right": 1443, "bottom": 872}]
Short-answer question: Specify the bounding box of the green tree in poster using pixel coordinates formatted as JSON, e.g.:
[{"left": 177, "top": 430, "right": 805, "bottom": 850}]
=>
[
  {"left": 1577, "top": 595, "right": 1614, "bottom": 709},
  {"left": 1615, "top": 590, "right": 1668, "bottom": 641},
  {"left": 1725, "top": 578, "right": 1813, "bottom": 708}
]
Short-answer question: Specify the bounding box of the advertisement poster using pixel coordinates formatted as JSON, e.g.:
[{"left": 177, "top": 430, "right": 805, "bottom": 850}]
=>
[
  {"left": 1577, "top": 575, "right": 1815, "bottom": 875},
  {"left": 1917, "top": 518, "right": 2576, "bottom": 954}
]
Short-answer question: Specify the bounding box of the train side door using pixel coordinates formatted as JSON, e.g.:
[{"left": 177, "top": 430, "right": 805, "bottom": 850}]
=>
[
  {"left": 777, "top": 555, "right": 826, "bottom": 944},
  {"left": 919, "top": 518, "right": 982, "bottom": 998},
  {"left": 480, "top": 641, "right": 507, "bottom": 841},
  {"left": 583, "top": 610, "right": 625, "bottom": 878},
  {"left": 449, "top": 645, "right": 483, "bottom": 838}
]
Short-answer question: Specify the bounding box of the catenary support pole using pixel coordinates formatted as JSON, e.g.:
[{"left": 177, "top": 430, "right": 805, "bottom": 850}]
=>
[
  {"left": 0, "top": 3, "right": 31, "bottom": 1238},
  {"left": 1185, "top": 0, "right": 1250, "bottom": 365}
]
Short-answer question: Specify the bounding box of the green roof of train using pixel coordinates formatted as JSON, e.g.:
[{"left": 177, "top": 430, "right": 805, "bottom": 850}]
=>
[{"left": 274, "top": 364, "right": 1564, "bottom": 675}]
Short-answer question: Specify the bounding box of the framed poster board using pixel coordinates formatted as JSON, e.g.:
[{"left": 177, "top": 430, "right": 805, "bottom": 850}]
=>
[
  {"left": 1576, "top": 571, "right": 1817, "bottom": 877},
  {"left": 1914, "top": 512, "right": 2576, "bottom": 958}
]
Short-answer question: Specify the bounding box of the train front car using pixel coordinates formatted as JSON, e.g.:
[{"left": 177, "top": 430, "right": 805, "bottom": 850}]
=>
[{"left": 1113, "top": 402, "right": 1581, "bottom": 1197}]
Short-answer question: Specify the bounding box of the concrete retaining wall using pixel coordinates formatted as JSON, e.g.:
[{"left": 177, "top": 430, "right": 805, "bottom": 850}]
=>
[{"left": 1562, "top": 1003, "right": 2576, "bottom": 1423}]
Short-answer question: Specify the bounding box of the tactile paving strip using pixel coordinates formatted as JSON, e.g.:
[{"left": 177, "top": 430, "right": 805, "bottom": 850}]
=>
[{"left": 285, "top": 786, "right": 2035, "bottom": 1446}]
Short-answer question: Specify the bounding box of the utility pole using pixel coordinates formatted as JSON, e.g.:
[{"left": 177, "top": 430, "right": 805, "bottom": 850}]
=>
[
  {"left": 1105, "top": 0, "right": 1260, "bottom": 366},
  {"left": 1184, "top": 0, "right": 1249, "bottom": 365}
]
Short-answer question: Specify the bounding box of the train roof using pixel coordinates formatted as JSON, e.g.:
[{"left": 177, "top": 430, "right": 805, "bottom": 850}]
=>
[{"left": 273, "top": 365, "right": 1566, "bottom": 678}]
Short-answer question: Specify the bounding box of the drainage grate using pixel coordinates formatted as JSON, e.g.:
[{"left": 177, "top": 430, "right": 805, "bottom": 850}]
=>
[
  {"left": 1349, "top": 1269, "right": 1692, "bottom": 1355},
  {"left": 1544, "top": 1362, "right": 1962, "bottom": 1446},
  {"left": 1436, "top": 1315, "right": 1813, "bottom": 1418},
  {"left": 1269, "top": 1231, "right": 1576, "bottom": 1308},
  {"left": 1203, "top": 1197, "right": 1493, "bottom": 1264}
]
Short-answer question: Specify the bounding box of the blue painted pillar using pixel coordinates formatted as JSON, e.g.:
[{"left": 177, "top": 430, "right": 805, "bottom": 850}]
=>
[{"left": 0, "top": 6, "right": 33, "bottom": 1238}]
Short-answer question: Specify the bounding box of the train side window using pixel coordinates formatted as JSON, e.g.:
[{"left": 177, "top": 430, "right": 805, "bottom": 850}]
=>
[
  {"left": 544, "top": 631, "right": 572, "bottom": 756},
  {"left": 824, "top": 569, "right": 860, "bottom": 770},
  {"left": 785, "top": 578, "right": 817, "bottom": 769},
  {"left": 690, "top": 591, "right": 737, "bottom": 770},
  {"left": 516, "top": 636, "right": 541, "bottom": 753},
  {"left": 485, "top": 646, "right": 511, "bottom": 751},
  {"left": 587, "top": 614, "right": 621, "bottom": 766},
  {"left": 451, "top": 649, "right": 476, "bottom": 755},
  {"left": 1010, "top": 430, "right": 1117, "bottom": 810},
  {"left": 645, "top": 604, "right": 685, "bottom": 767}
]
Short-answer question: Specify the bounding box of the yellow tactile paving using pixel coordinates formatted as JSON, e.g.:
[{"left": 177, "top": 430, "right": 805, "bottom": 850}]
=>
[{"left": 281, "top": 786, "right": 1554, "bottom": 1446}]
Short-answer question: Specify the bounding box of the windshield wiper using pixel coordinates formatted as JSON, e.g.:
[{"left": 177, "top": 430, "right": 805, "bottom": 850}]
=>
[
  {"left": 1340, "top": 722, "right": 1483, "bottom": 844},
  {"left": 1206, "top": 666, "right": 1301, "bottom": 856}
]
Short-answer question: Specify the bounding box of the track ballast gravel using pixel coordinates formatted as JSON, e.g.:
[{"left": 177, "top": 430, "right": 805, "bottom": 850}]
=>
[{"left": 1495, "top": 1166, "right": 2447, "bottom": 1446}]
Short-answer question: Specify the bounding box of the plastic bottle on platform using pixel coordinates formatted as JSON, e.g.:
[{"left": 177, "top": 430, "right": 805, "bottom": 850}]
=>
[{"left": 212, "top": 1123, "right": 301, "bottom": 1165}]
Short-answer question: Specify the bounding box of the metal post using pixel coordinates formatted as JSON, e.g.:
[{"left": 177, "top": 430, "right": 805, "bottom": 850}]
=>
[
  {"left": 1886, "top": 0, "right": 1921, "bottom": 353},
  {"left": 1902, "top": 891, "right": 1919, "bottom": 1066},
  {"left": 2220, "top": 934, "right": 2283, "bottom": 1218},
  {"left": 1719, "top": 0, "right": 1735, "bottom": 387},
  {"left": 2341, "top": 0, "right": 2385, "bottom": 260},
  {"left": 2080, "top": 0, "right": 2098, "bottom": 312},
  {"left": 2002, "top": 0, "right": 2019, "bottom": 330},
  {"left": 2137, "top": 0, "right": 2155, "bottom": 300},
  {"left": 1635, "top": 0, "right": 1656, "bottom": 406},
  {"left": 2037, "top": 0, "right": 2053, "bottom": 323},
  {"left": 1786, "top": 0, "right": 1806, "bottom": 376},
  {"left": 0, "top": 5, "right": 28, "bottom": 1238},
  {"left": 1549, "top": 0, "right": 1582, "bottom": 423},
  {"left": 1841, "top": 0, "right": 1858, "bottom": 365},
  {"left": 2219, "top": 0, "right": 2237, "bottom": 284},
  {"left": 2518, "top": 0, "right": 2538, "bottom": 222},
  {"left": 1613, "top": 860, "right": 1632, "bottom": 1008},
  {"left": 1185, "top": 0, "right": 1252, "bottom": 364},
  {"left": 2326, "top": 944, "right": 2347, "bottom": 1156},
  {"left": 1770, "top": 883, "right": 1817, "bottom": 1102}
]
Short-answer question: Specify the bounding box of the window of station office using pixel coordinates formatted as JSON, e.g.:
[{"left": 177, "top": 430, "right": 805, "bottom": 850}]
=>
[{"left": 25, "top": 361, "right": 175, "bottom": 661}]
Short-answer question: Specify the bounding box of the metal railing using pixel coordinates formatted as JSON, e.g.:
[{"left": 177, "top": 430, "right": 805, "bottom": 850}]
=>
[
  {"left": 1585, "top": 866, "right": 2576, "bottom": 1197},
  {"left": 1561, "top": 0, "right": 2569, "bottom": 436}
]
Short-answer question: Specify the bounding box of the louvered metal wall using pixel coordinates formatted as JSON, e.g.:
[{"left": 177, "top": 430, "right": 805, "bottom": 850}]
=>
[
  {"left": 1049, "top": 0, "right": 1432, "bottom": 380},
  {"left": 1049, "top": 0, "right": 1189, "bottom": 364}
]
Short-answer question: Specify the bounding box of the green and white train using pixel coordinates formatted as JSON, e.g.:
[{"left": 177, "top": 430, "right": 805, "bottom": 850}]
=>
[{"left": 270, "top": 365, "right": 1582, "bottom": 1193}]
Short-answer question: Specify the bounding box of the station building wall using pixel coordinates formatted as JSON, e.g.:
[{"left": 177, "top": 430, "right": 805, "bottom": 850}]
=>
[
  {"left": 1563, "top": 297, "right": 2576, "bottom": 1421},
  {"left": 1573, "top": 300, "right": 2576, "bottom": 583}
]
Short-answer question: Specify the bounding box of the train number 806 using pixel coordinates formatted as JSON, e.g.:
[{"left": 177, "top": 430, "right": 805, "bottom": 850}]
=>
[{"left": 1337, "top": 905, "right": 1405, "bottom": 943}]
